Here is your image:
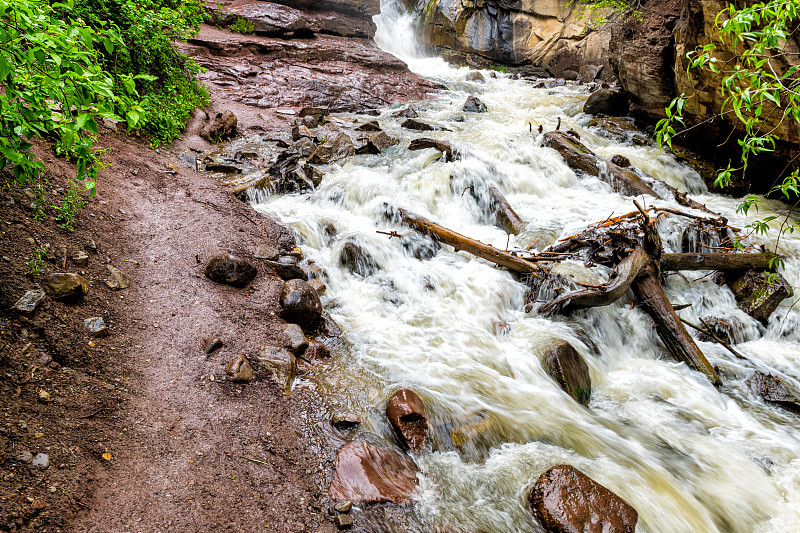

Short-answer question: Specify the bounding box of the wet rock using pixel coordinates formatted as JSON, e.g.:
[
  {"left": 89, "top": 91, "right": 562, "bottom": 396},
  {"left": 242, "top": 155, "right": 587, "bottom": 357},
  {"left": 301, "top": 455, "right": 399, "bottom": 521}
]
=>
[
  {"left": 358, "top": 131, "right": 399, "bottom": 154},
  {"left": 547, "top": 78, "right": 567, "bottom": 88},
  {"left": 303, "top": 264, "right": 325, "bottom": 281},
  {"left": 463, "top": 95, "right": 487, "bottom": 113},
  {"left": 203, "top": 110, "right": 237, "bottom": 142},
  {"left": 204, "top": 253, "right": 257, "bottom": 288},
  {"left": 72, "top": 250, "right": 89, "bottom": 267},
  {"left": 386, "top": 389, "right": 429, "bottom": 453},
  {"left": 356, "top": 120, "right": 382, "bottom": 132},
  {"left": 292, "top": 125, "right": 313, "bottom": 141},
  {"left": 289, "top": 137, "right": 316, "bottom": 157},
  {"left": 339, "top": 240, "right": 380, "bottom": 277},
  {"left": 320, "top": 312, "right": 342, "bottom": 338},
  {"left": 31, "top": 453, "right": 49, "bottom": 469},
  {"left": 224, "top": 354, "right": 253, "bottom": 383},
  {"left": 16, "top": 451, "right": 33, "bottom": 463},
  {"left": 84, "top": 317, "right": 109, "bottom": 337},
  {"left": 265, "top": 258, "right": 305, "bottom": 281},
  {"left": 284, "top": 323, "right": 308, "bottom": 354},
  {"left": 329, "top": 442, "right": 418, "bottom": 504},
  {"left": 727, "top": 270, "right": 792, "bottom": 323},
  {"left": 334, "top": 513, "right": 354, "bottom": 529},
  {"left": 610, "top": 155, "right": 631, "bottom": 168},
  {"left": 14, "top": 290, "right": 45, "bottom": 313},
  {"left": 401, "top": 119, "right": 450, "bottom": 132},
  {"left": 309, "top": 278, "right": 327, "bottom": 295},
  {"left": 465, "top": 71, "right": 485, "bottom": 82},
  {"left": 255, "top": 345, "right": 296, "bottom": 393},
  {"left": 529, "top": 464, "right": 638, "bottom": 533},
  {"left": 302, "top": 115, "right": 319, "bottom": 128},
  {"left": 393, "top": 107, "right": 418, "bottom": 118},
  {"left": 105, "top": 265, "right": 131, "bottom": 290},
  {"left": 697, "top": 317, "right": 739, "bottom": 345},
  {"left": 299, "top": 107, "right": 329, "bottom": 118},
  {"left": 583, "top": 89, "right": 630, "bottom": 117},
  {"left": 304, "top": 339, "right": 331, "bottom": 361},
  {"left": 408, "top": 138, "right": 458, "bottom": 162},
  {"left": 334, "top": 500, "right": 353, "bottom": 514},
  {"left": 587, "top": 115, "right": 650, "bottom": 147},
  {"left": 45, "top": 273, "right": 89, "bottom": 302},
  {"left": 304, "top": 164, "right": 325, "bottom": 187},
  {"left": 544, "top": 341, "right": 592, "bottom": 406},
  {"left": 254, "top": 244, "right": 280, "bottom": 260},
  {"left": 749, "top": 371, "right": 800, "bottom": 413},
  {"left": 332, "top": 413, "right": 361, "bottom": 429},
  {"left": 280, "top": 279, "right": 323, "bottom": 330},
  {"left": 204, "top": 161, "right": 242, "bottom": 174},
  {"left": 310, "top": 133, "right": 355, "bottom": 165},
  {"left": 204, "top": 337, "right": 224, "bottom": 354}
]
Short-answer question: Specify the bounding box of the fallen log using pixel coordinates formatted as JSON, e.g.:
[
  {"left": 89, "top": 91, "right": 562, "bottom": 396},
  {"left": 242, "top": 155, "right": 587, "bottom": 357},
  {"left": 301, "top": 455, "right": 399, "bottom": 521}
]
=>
[
  {"left": 539, "top": 247, "right": 649, "bottom": 316},
  {"left": 488, "top": 185, "right": 525, "bottom": 235},
  {"left": 396, "top": 208, "right": 543, "bottom": 274},
  {"left": 543, "top": 132, "right": 658, "bottom": 198},
  {"left": 408, "top": 137, "right": 459, "bottom": 161},
  {"left": 661, "top": 253, "right": 779, "bottom": 272}
]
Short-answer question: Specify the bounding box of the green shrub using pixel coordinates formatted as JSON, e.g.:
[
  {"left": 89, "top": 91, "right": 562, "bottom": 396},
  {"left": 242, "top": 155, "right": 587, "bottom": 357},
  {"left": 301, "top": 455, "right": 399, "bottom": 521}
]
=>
[{"left": 229, "top": 15, "right": 254, "bottom": 34}]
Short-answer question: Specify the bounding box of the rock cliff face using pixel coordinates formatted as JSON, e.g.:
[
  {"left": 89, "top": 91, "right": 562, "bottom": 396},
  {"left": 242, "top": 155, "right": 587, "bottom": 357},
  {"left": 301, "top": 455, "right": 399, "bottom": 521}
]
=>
[{"left": 401, "top": 0, "right": 613, "bottom": 81}]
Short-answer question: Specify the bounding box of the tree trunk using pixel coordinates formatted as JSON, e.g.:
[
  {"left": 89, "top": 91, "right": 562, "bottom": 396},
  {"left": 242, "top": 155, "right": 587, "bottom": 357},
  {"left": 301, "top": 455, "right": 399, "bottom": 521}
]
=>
[{"left": 661, "top": 252, "right": 778, "bottom": 272}]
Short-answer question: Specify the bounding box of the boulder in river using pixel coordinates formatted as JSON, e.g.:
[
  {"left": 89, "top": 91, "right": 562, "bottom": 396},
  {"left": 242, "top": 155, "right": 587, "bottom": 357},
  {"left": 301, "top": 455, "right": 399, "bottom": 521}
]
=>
[
  {"left": 358, "top": 131, "right": 399, "bottom": 154},
  {"left": 727, "top": 269, "right": 792, "bottom": 323},
  {"left": 356, "top": 120, "right": 382, "bottom": 132},
  {"left": 401, "top": 119, "right": 451, "bottom": 132},
  {"left": 45, "top": 273, "right": 89, "bottom": 302},
  {"left": 465, "top": 71, "right": 485, "bottom": 82},
  {"left": 386, "top": 389, "right": 429, "bottom": 453},
  {"left": 408, "top": 138, "right": 458, "bottom": 162},
  {"left": 393, "top": 107, "right": 418, "bottom": 119},
  {"left": 329, "top": 442, "right": 418, "bottom": 504},
  {"left": 583, "top": 89, "right": 630, "bottom": 117},
  {"left": 339, "top": 239, "right": 380, "bottom": 277},
  {"left": 280, "top": 279, "right": 323, "bottom": 329},
  {"left": 544, "top": 341, "right": 592, "bottom": 406},
  {"left": 205, "top": 253, "right": 257, "bottom": 288},
  {"left": 463, "top": 95, "right": 487, "bottom": 113},
  {"left": 309, "top": 133, "right": 355, "bottom": 165},
  {"left": 749, "top": 371, "right": 800, "bottom": 413},
  {"left": 529, "top": 464, "right": 638, "bottom": 533}
]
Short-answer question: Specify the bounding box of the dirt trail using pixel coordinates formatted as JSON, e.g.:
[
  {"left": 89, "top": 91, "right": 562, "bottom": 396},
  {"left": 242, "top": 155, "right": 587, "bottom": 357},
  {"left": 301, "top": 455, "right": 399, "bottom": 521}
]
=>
[{"left": 65, "top": 134, "right": 336, "bottom": 532}]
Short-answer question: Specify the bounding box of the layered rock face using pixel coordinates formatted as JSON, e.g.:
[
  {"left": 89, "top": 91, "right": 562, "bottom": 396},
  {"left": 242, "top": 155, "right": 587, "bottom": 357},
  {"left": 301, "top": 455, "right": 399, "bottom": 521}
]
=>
[{"left": 402, "top": 0, "right": 613, "bottom": 81}]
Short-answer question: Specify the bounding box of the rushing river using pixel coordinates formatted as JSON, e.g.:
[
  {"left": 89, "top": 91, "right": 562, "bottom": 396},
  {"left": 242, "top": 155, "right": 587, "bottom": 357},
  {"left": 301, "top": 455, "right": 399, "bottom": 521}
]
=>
[{"left": 249, "top": 3, "right": 800, "bottom": 531}]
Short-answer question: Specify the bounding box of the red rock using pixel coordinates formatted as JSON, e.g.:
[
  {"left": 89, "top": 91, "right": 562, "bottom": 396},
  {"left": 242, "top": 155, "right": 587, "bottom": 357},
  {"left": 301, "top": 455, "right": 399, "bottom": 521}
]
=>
[
  {"left": 329, "top": 442, "right": 418, "bottom": 503},
  {"left": 529, "top": 465, "right": 637, "bottom": 533},
  {"left": 304, "top": 340, "right": 330, "bottom": 360},
  {"left": 386, "top": 389, "right": 429, "bottom": 453}
]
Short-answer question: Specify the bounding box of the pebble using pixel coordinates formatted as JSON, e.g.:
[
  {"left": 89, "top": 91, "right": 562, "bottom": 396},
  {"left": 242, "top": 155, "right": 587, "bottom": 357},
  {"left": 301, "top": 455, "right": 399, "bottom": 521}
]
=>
[
  {"left": 84, "top": 317, "right": 109, "bottom": 337},
  {"left": 31, "top": 453, "right": 49, "bottom": 468},
  {"left": 334, "top": 501, "right": 353, "bottom": 514},
  {"left": 105, "top": 264, "right": 131, "bottom": 290},
  {"left": 204, "top": 337, "right": 224, "bottom": 354},
  {"left": 72, "top": 250, "right": 89, "bottom": 266},
  {"left": 38, "top": 390, "right": 51, "bottom": 402},
  {"left": 2, "top": 256, "right": 11, "bottom": 262},
  {"left": 333, "top": 514, "right": 353, "bottom": 529},
  {"left": 224, "top": 354, "right": 253, "bottom": 383},
  {"left": 16, "top": 451, "right": 33, "bottom": 463}
]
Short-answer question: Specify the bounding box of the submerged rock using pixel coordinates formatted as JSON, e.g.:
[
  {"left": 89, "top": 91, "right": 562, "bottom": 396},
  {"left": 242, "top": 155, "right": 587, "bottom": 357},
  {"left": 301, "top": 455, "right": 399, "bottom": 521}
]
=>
[
  {"left": 205, "top": 253, "right": 257, "bottom": 288},
  {"left": 544, "top": 341, "right": 592, "bottom": 406},
  {"left": 408, "top": 138, "right": 458, "bottom": 162},
  {"left": 329, "top": 442, "right": 418, "bottom": 504},
  {"left": 727, "top": 269, "right": 792, "bottom": 323},
  {"left": 339, "top": 240, "right": 380, "bottom": 277},
  {"left": 14, "top": 289, "right": 46, "bottom": 313},
  {"left": 393, "top": 107, "right": 418, "bottom": 119},
  {"left": 45, "top": 273, "right": 89, "bottom": 302},
  {"left": 356, "top": 120, "right": 382, "bottom": 132},
  {"left": 529, "top": 464, "right": 638, "bottom": 533},
  {"left": 463, "top": 95, "right": 487, "bottom": 113},
  {"left": 280, "top": 279, "right": 323, "bottom": 329},
  {"left": 749, "top": 371, "right": 800, "bottom": 413},
  {"left": 386, "top": 389, "right": 429, "bottom": 453},
  {"left": 225, "top": 354, "right": 253, "bottom": 383},
  {"left": 309, "top": 133, "right": 355, "bottom": 165}
]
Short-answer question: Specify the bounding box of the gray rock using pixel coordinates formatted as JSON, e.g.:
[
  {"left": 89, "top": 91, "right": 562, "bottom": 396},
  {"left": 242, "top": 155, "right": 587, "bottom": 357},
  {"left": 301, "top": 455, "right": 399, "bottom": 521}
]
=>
[
  {"left": 465, "top": 71, "right": 485, "bottom": 82},
  {"left": 72, "top": 250, "right": 89, "bottom": 266},
  {"left": 45, "top": 273, "right": 89, "bottom": 302},
  {"left": 284, "top": 323, "right": 308, "bottom": 354},
  {"left": 14, "top": 290, "right": 46, "bottom": 313},
  {"left": 289, "top": 137, "right": 316, "bottom": 157},
  {"left": 84, "top": 317, "right": 109, "bottom": 337},
  {"left": 31, "top": 453, "right": 49, "bottom": 468},
  {"left": 105, "top": 265, "right": 131, "bottom": 290},
  {"left": 205, "top": 253, "right": 257, "bottom": 288},
  {"left": 463, "top": 95, "right": 487, "bottom": 113},
  {"left": 224, "top": 354, "right": 253, "bottom": 383},
  {"left": 16, "top": 451, "right": 33, "bottom": 463},
  {"left": 358, "top": 131, "right": 398, "bottom": 155},
  {"left": 339, "top": 240, "right": 380, "bottom": 277},
  {"left": 292, "top": 125, "right": 313, "bottom": 141}
]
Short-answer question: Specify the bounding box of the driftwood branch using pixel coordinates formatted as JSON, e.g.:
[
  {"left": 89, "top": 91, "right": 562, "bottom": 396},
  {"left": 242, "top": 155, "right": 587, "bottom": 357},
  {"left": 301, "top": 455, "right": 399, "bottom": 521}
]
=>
[
  {"left": 661, "top": 253, "right": 778, "bottom": 272},
  {"left": 488, "top": 185, "right": 525, "bottom": 235},
  {"left": 396, "top": 208, "right": 543, "bottom": 274},
  {"left": 679, "top": 317, "right": 748, "bottom": 360}
]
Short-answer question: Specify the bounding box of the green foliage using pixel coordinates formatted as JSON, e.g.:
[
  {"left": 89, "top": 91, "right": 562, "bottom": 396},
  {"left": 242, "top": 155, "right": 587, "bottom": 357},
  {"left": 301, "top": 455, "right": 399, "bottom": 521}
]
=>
[
  {"left": 488, "top": 64, "right": 509, "bottom": 73},
  {"left": 0, "top": 0, "right": 146, "bottom": 191},
  {"left": 571, "top": 0, "right": 643, "bottom": 28},
  {"left": 656, "top": 0, "right": 800, "bottom": 249},
  {"left": 27, "top": 245, "right": 47, "bottom": 276},
  {"left": 53, "top": 179, "right": 90, "bottom": 230},
  {"left": 229, "top": 15, "right": 254, "bottom": 34}
]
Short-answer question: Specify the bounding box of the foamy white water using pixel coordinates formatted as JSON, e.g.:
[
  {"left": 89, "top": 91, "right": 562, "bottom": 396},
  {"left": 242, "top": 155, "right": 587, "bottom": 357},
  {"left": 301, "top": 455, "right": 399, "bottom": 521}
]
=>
[{"left": 250, "top": 3, "right": 800, "bottom": 531}]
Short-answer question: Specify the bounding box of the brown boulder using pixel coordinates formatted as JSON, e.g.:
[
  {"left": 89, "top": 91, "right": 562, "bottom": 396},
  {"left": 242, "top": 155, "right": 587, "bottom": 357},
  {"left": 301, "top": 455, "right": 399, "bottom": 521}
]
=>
[
  {"left": 224, "top": 354, "right": 253, "bottom": 383},
  {"left": 544, "top": 341, "right": 592, "bottom": 406},
  {"left": 45, "top": 273, "right": 89, "bottom": 302},
  {"left": 583, "top": 89, "right": 630, "bottom": 117},
  {"left": 358, "top": 131, "right": 399, "bottom": 154},
  {"left": 408, "top": 137, "right": 458, "bottom": 162},
  {"left": 280, "top": 279, "right": 323, "bottom": 329},
  {"left": 339, "top": 240, "right": 380, "bottom": 277},
  {"left": 356, "top": 120, "right": 382, "bottom": 132},
  {"left": 203, "top": 110, "right": 237, "bottom": 142},
  {"left": 204, "top": 253, "right": 257, "bottom": 288},
  {"left": 303, "top": 339, "right": 331, "bottom": 361},
  {"left": 749, "top": 371, "right": 800, "bottom": 413},
  {"left": 401, "top": 119, "right": 451, "bottom": 132},
  {"left": 309, "top": 133, "right": 355, "bottom": 165},
  {"left": 393, "top": 107, "right": 418, "bottom": 118},
  {"left": 329, "top": 442, "right": 418, "bottom": 504},
  {"left": 529, "top": 465, "right": 638, "bottom": 533},
  {"left": 386, "top": 389, "right": 429, "bottom": 453},
  {"left": 727, "top": 269, "right": 792, "bottom": 323},
  {"left": 463, "top": 95, "right": 487, "bottom": 113}
]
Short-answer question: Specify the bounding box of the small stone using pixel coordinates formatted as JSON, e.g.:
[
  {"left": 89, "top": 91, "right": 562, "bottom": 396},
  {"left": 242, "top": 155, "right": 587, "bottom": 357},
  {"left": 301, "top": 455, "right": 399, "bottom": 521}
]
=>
[
  {"left": 465, "top": 70, "right": 485, "bottom": 82},
  {"left": 302, "top": 115, "right": 319, "bottom": 128},
  {"left": 284, "top": 323, "right": 308, "bottom": 354},
  {"left": 72, "top": 250, "right": 89, "bottom": 266},
  {"left": 205, "top": 253, "right": 257, "bottom": 288},
  {"left": 463, "top": 95, "right": 487, "bottom": 113},
  {"left": 84, "top": 317, "right": 109, "bottom": 337},
  {"left": 2, "top": 256, "right": 11, "bottom": 262},
  {"left": 45, "top": 273, "right": 89, "bottom": 302},
  {"left": 334, "top": 500, "right": 353, "bottom": 514},
  {"left": 38, "top": 390, "right": 50, "bottom": 402},
  {"left": 204, "top": 337, "right": 224, "bottom": 354},
  {"left": 26, "top": 237, "right": 36, "bottom": 245},
  {"left": 304, "top": 340, "right": 331, "bottom": 360},
  {"left": 292, "top": 125, "right": 313, "bottom": 141},
  {"left": 255, "top": 345, "right": 296, "bottom": 393},
  {"left": 38, "top": 353, "right": 52, "bottom": 366},
  {"left": 14, "top": 290, "right": 46, "bottom": 313},
  {"left": 224, "top": 354, "right": 253, "bottom": 383},
  {"left": 610, "top": 154, "right": 631, "bottom": 168},
  {"left": 16, "top": 451, "right": 33, "bottom": 463},
  {"left": 333, "top": 513, "right": 353, "bottom": 529},
  {"left": 332, "top": 414, "right": 361, "bottom": 430},
  {"left": 31, "top": 453, "right": 49, "bottom": 468},
  {"left": 105, "top": 265, "right": 131, "bottom": 290},
  {"left": 308, "top": 278, "right": 327, "bottom": 295},
  {"left": 309, "top": 133, "right": 355, "bottom": 165}
]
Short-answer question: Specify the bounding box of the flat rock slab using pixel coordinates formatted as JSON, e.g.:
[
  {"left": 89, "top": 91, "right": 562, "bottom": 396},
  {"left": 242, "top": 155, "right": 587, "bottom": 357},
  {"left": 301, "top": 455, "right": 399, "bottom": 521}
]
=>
[
  {"left": 529, "top": 464, "right": 637, "bottom": 533},
  {"left": 14, "top": 289, "right": 46, "bottom": 313},
  {"left": 329, "top": 442, "right": 418, "bottom": 503}
]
